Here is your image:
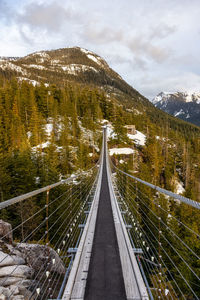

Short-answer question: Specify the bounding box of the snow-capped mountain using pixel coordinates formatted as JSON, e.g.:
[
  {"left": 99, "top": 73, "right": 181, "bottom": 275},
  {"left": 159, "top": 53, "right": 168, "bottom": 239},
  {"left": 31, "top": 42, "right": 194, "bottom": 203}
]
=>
[
  {"left": 152, "top": 92, "right": 200, "bottom": 126},
  {"left": 0, "top": 47, "right": 123, "bottom": 88},
  {"left": 0, "top": 46, "right": 150, "bottom": 112}
]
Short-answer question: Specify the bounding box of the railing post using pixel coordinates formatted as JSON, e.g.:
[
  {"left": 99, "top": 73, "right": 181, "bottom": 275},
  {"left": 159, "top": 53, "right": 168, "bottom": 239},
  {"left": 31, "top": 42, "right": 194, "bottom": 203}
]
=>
[{"left": 46, "top": 189, "right": 50, "bottom": 245}]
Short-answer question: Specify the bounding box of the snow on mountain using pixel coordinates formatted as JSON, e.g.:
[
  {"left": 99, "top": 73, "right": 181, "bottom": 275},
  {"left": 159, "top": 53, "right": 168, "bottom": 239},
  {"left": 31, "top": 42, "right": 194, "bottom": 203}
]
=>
[
  {"left": 17, "top": 77, "right": 40, "bottom": 86},
  {"left": 24, "top": 64, "right": 47, "bottom": 70},
  {"left": 86, "top": 54, "right": 104, "bottom": 67},
  {"left": 61, "top": 64, "right": 98, "bottom": 74},
  {"left": 153, "top": 91, "right": 200, "bottom": 105},
  {"left": 174, "top": 109, "right": 184, "bottom": 117},
  {"left": 0, "top": 60, "right": 28, "bottom": 75},
  {"left": 24, "top": 51, "right": 50, "bottom": 60},
  {"left": 152, "top": 91, "right": 200, "bottom": 126}
]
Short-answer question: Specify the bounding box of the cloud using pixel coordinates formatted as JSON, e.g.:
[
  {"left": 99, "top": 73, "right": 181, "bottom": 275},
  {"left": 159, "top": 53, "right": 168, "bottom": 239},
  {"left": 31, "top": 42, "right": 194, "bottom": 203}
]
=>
[
  {"left": 127, "top": 36, "right": 172, "bottom": 63},
  {"left": 137, "top": 72, "right": 200, "bottom": 99},
  {"left": 16, "top": 2, "right": 78, "bottom": 32},
  {"left": 150, "top": 23, "right": 177, "bottom": 40},
  {"left": 84, "top": 24, "right": 124, "bottom": 44},
  {"left": 0, "top": 0, "right": 13, "bottom": 22},
  {"left": 0, "top": 0, "right": 199, "bottom": 98}
]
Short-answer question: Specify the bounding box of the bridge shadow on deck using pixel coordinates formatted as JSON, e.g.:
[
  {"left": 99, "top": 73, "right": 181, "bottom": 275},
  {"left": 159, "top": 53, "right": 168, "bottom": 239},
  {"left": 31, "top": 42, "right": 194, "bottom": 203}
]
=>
[{"left": 84, "top": 142, "right": 126, "bottom": 300}]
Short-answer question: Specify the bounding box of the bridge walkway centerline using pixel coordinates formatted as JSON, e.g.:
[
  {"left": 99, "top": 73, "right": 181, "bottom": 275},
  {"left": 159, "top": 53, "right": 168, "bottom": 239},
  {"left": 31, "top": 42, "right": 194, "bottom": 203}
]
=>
[{"left": 84, "top": 130, "right": 126, "bottom": 300}]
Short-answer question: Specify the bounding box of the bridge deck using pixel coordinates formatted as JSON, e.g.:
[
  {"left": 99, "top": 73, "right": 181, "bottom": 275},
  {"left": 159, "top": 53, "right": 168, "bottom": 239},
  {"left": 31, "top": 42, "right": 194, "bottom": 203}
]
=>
[
  {"left": 62, "top": 129, "right": 148, "bottom": 300},
  {"left": 84, "top": 144, "right": 126, "bottom": 300}
]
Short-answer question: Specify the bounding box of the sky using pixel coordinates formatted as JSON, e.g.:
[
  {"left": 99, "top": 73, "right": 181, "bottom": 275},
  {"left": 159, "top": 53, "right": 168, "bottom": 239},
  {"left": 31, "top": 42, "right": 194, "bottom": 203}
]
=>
[{"left": 0, "top": 0, "right": 200, "bottom": 99}]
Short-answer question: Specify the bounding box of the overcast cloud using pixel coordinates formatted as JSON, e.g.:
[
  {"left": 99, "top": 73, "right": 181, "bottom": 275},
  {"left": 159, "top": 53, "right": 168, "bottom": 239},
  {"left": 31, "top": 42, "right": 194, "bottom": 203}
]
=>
[{"left": 0, "top": 0, "right": 200, "bottom": 99}]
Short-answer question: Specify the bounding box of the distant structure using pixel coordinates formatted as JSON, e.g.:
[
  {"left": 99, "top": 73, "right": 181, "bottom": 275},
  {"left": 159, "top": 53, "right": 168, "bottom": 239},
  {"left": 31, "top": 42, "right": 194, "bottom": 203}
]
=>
[{"left": 124, "top": 125, "right": 136, "bottom": 135}]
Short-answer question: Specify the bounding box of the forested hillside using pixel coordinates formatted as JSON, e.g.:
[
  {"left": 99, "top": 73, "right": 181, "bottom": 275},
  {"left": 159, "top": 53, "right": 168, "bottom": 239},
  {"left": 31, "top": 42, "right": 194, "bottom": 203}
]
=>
[
  {"left": 0, "top": 47, "right": 200, "bottom": 203},
  {"left": 0, "top": 74, "right": 199, "bottom": 203}
]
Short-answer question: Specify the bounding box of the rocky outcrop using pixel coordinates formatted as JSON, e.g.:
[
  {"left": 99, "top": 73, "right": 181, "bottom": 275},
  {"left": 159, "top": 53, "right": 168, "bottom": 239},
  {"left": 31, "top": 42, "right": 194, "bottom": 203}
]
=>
[
  {"left": 17, "top": 243, "right": 65, "bottom": 275},
  {"left": 0, "top": 265, "right": 33, "bottom": 279},
  {"left": 0, "top": 221, "right": 13, "bottom": 244},
  {"left": 0, "top": 247, "right": 34, "bottom": 300},
  {"left": 0, "top": 252, "right": 25, "bottom": 267},
  {"left": 0, "top": 219, "right": 65, "bottom": 299}
]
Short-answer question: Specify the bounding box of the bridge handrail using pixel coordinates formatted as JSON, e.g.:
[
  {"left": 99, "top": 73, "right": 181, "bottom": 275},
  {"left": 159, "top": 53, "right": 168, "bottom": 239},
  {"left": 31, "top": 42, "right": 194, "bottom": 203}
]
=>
[
  {"left": 0, "top": 163, "right": 99, "bottom": 210},
  {"left": 111, "top": 163, "right": 200, "bottom": 210}
]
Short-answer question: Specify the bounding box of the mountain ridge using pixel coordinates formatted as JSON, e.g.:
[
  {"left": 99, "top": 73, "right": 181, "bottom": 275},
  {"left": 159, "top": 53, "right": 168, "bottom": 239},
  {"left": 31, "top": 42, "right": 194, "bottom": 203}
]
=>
[
  {"left": 152, "top": 91, "right": 200, "bottom": 126},
  {"left": 1, "top": 47, "right": 200, "bottom": 137}
]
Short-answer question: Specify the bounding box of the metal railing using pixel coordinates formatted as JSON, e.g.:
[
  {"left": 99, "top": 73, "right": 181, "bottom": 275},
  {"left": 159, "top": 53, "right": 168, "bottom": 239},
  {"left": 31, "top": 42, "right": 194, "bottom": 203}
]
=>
[
  {"left": 110, "top": 160, "right": 200, "bottom": 299},
  {"left": 0, "top": 164, "right": 99, "bottom": 300}
]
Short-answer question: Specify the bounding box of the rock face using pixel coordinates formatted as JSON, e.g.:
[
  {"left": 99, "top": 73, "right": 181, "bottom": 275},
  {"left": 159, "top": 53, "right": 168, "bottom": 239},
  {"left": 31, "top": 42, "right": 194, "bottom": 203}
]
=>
[
  {"left": 17, "top": 243, "right": 65, "bottom": 275},
  {"left": 0, "top": 220, "right": 13, "bottom": 244},
  {"left": 0, "top": 251, "right": 25, "bottom": 267},
  {"left": 0, "top": 265, "right": 33, "bottom": 279},
  {"left": 0, "top": 219, "right": 65, "bottom": 299},
  {"left": 0, "top": 245, "right": 35, "bottom": 300}
]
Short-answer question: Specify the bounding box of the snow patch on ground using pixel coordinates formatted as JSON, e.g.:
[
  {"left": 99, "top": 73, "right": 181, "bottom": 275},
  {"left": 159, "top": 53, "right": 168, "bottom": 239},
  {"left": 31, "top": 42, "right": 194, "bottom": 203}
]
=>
[
  {"left": 32, "top": 141, "right": 50, "bottom": 151},
  {"left": 78, "top": 121, "right": 99, "bottom": 152},
  {"left": 128, "top": 130, "right": 146, "bottom": 146},
  {"left": 80, "top": 48, "right": 90, "bottom": 54},
  {"left": 0, "top": 61, "right": 27, "bottom": 75},
  {"left": 26, "top": 51, "right": 50, "bottom": 59},
  {"left": 44, "top": 123, "right": 53, "bottom": 137},
  {"left": 51, "top": 59, "right": 60, "bottom": 65},
  {"left": 174, "top": 109, "right": 184, "bottom": 117},
  {"left": 109, "top": 148, "right": 134, "bottom": 156},
  {"left": 174, "top": 180, "right": 185, "bottom": 195},
  {"left": 17, "top": 77, "right": 39, "bottom": 86},
  {"left": 87, "top": 54, "right": 103, "bottom": 66},
  {"left": 133, "top": 109, "right": 143, "bottom": 115},
  {"left": 27, "top": 131, "right": 32, "bottom": 139},
  {"left": 101, "top": 121, "right": 116, "bottom": 140},
  {"left": 61, "top": 64, "right": 98, "bottom": 74},
  {"left": 32, "top": 142, "right": 63, "bottom": 153},
  {"left": 23, "top": 64, "right": 46, "bottom": 70},
  {"left": 107, "top": 126, "right": 116, "bottom": 140}
]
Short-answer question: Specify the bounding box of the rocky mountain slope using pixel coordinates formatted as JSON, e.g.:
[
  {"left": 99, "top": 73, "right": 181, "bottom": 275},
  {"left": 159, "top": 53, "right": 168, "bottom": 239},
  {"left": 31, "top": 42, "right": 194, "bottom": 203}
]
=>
[
  {"left": 152, "top": 91, "right": 200, "bottom": 126},
  {"left": 0, "top": 47, "right": 147, "bottom": 107}
]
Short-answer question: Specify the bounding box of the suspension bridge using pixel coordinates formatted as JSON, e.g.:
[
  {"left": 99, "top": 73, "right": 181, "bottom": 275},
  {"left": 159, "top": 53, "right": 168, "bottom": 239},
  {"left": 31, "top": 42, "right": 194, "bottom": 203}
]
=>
[{"left": 0, "top": 128, "right": 199, "bottom": 299}]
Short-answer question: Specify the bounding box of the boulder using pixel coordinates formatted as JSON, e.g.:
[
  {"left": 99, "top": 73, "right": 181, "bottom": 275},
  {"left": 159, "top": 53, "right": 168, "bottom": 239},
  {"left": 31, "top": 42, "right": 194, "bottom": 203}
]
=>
[
  {"left": 17, "top": 280, "right": 36, "bottom": 289},
  {"left": 9, "top": 285, "right": 19, "bottom": 295},
  {"left": 0, "top": 265, "right": 33, "bottom": 279},
  {"left": 17, "top": 243, "right": 65, "bottom": 275},
  {"left": 0, "top": 220, "right": 13, "bottom": 243},
  {"left": 17, "top": 285, "right": 35, "bottom": 300},
  {"left": 6, "top": 245, "right": 23, "bottom": 258},
  {"left": 0, "top": 251, "right": 25, "bottom": 267},
  {"left": 0, "top": 277, "right": 22, "bottom": 287},
  {"left": 0, "top": 287, "right": 10, "bottom": 298},
  {"left": 10, "top": 296, "right": 24, "bottom": 300}
]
